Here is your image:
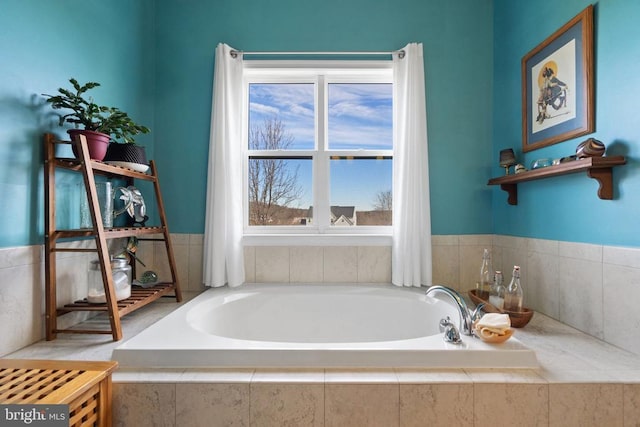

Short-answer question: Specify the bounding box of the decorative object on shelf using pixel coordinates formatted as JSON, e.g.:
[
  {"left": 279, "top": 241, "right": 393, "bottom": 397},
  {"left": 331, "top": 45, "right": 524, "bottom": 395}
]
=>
[
  {"left": 87, "top": 258, "right": 132, "bottom": 303},
  {"left": 79, "top": 182, "right": 113, "bottom": 228},
  {"left": 134, "top": 270, "right": 159, "bottom": 288},
  {"left": 576, "top": 137, "right": 605, "bottom": 158},
  {"left": 124, "top": 236, "right": 147, "bottom": 267},
  {"left": 67, "top": 129, "right": 110, "bottom": 161},
  {"left": 522, "top": 5, "right": 594, "bottom": 152},
  {"left": 42, "top": 78, "right": 149, "bottom": 161},
  {"left": 104, "top": 142, "right": 149, "bottom": 172},
  {"left": 499, "top": 148, "right": 517, "bottom": 175},
  {"left": 530, "top": 158, "right": 553, "bottom": 169},
  {"left": 515, "top": 164, "right": 527, "bottom": 174},
  {"left": 560, "top": 155, "right": 577, "bottom": 163},
  {"left": 114, "top": 186, "right": 148, "bottom": 226}
]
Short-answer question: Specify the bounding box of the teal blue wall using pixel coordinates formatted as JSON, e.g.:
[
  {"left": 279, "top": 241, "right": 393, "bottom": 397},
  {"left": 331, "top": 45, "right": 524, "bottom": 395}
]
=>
[
  {"left": 493, "top": 0, "right": 640, "bottom": 246},
  {"left": 1, "top": 0, "right": 500, "bottom": 247},
  {"left": 153, "top": 0, "right": 494, "bottom": 236},
  {"left": 0, "top": 0, "right": 155, "bottom": 247},
  {"left": 5, "top": 1, "right": 638, "bottom": 250}
]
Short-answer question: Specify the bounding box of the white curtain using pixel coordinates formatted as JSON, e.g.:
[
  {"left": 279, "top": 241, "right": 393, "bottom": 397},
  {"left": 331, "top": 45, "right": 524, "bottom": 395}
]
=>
[
  {"left": 203, "top": 43, "right": 245, "bottom": 288},
  {"left": 392, "top": 43, "right": 432, "bottom": 287}
]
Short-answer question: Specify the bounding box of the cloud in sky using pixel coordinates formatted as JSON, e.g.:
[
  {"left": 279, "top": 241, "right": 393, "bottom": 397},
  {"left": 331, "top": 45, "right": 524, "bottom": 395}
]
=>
[
  {"left": 249, "top": 82, "right": 393, "bottom": 150},
  {"left": 249, "top": 83, "right": 315, "bottom": 148},
  {"left": 328, "top": 83, "right": 392, "bottom": 149}
]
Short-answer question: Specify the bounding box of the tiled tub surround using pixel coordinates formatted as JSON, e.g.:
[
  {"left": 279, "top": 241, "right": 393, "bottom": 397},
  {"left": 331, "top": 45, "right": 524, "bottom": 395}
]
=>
[
  {"left": 3, "top": 236, "right": 640, "bottom": 425},
  {"left": 6, "top": 304, "right": 640, "bottom": 426},
  {"left": 2, "top": 234, "right": 640, "bottom": 425},
  {"left": 2, "top": 234, "right": 640, "bottom": 357}
]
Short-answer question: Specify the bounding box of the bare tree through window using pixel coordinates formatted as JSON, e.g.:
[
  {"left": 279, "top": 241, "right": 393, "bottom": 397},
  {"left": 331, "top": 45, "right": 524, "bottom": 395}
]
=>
[
  {"left": 374, "top": 190, "right": 392, "bottom": 211},
  {"left": 248, "top": 116, "right": 304, "bottom": 225},
  {"left": 359, "top": 189, "right": 391, "bottom": 225}
]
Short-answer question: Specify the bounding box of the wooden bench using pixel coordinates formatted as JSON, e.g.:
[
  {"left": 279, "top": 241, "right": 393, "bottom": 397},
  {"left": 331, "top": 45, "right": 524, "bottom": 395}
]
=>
[{"left": 0, "top": 359, "right": 117, "bottom": 427}]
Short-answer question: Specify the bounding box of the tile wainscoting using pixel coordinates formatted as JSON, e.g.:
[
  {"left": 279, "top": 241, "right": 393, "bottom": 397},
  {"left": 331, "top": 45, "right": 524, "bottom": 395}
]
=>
[
  {"left": 110, "top": 365, "right": 640, "bottom": 426},
  {"left": 1, "top": 234, "right": 639, "bottom": 357}
]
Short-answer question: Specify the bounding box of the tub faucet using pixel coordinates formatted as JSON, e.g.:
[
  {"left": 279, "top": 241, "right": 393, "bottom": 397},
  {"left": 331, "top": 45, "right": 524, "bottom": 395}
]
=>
[{"left": 425, "top": 285, "right": 485, "bottom": 336}]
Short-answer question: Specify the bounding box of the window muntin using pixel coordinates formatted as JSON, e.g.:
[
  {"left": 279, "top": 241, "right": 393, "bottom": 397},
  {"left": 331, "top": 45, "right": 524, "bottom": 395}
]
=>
[{"left": 244, "top": 64, "right": 393, "bottom": 233}]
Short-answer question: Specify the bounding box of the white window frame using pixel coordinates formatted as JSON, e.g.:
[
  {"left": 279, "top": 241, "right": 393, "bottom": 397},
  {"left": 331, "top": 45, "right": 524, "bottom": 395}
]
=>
[{"left": 242, "top": 60, "right": 393, "bottom": 246}]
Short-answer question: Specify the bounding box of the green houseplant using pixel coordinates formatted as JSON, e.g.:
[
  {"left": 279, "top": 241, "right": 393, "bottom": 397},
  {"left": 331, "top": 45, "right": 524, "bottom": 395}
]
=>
[{"left": 43, "top": 78, "right": 150, "bottom": 163}]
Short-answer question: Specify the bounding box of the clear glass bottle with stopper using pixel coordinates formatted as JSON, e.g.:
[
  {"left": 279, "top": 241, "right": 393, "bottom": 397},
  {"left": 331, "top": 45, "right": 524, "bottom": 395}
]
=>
[
  {"left": 504, "top": 265, "right": 523, "bottom": 312},
  {"left": 477, "top": 248, "right": 492, "bottom": 300},
  {"left": 489, "top": 270, "right": 505, "bottom": 310}
]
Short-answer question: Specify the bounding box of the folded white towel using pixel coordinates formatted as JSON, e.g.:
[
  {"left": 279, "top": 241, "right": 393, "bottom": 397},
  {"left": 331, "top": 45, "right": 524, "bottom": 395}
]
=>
[{"left": 475, "top": 313, "right": 511, "bottom": 337}]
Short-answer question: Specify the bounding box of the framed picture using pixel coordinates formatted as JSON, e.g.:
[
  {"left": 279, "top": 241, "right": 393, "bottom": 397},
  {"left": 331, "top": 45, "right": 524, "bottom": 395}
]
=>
[{"left": 522, "top": 5, "right": 594, "bottom": 152}]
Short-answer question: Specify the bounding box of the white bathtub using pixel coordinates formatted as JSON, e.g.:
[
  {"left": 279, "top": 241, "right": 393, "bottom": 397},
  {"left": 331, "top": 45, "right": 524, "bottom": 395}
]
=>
[{"left": 112, "top": 283, "right": 537, "bottom": 368}]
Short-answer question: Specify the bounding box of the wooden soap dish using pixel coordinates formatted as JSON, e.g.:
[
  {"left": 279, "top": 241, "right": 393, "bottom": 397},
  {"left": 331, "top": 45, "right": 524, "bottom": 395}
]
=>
[
  {"left": 468, "top": 289, "right": 534, "bottom": 328},
  {"left": 474, "top": 326, "right": 514, "bottom": 344}
]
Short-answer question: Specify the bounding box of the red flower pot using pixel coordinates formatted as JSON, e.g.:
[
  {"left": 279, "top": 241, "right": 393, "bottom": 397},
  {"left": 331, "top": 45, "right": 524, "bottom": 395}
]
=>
[{"left": 68, "top": 129, "right": 110, "bottom": 161}]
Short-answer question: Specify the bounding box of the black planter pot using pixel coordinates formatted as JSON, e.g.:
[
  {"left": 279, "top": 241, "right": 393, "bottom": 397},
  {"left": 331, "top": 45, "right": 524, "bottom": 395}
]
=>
[{"left": 103, "top": 143, "right": 148, "bottom": 165}]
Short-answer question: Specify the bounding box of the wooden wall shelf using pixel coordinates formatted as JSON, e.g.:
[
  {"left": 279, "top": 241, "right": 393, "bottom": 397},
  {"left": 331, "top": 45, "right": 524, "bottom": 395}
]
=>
[{"left": 487, "top": 156, "right": 626, "bottom": 205}]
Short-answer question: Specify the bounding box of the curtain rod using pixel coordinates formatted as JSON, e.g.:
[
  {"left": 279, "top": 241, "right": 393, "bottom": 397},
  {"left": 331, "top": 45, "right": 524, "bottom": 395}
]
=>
[{"left": 230, "top": 50, "right": 405, "bottom": 59}]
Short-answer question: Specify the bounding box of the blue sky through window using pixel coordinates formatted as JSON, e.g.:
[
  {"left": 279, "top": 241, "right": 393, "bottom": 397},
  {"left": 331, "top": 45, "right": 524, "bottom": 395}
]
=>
[
  {"left": 249, "top": 83, "right": 315, "bottom": 149},
  {"left": 328, "top": 83, "right": 393, "bottom": 150},
  {"left": 249, "top": 82, "right": 392, "bottom": 212}
]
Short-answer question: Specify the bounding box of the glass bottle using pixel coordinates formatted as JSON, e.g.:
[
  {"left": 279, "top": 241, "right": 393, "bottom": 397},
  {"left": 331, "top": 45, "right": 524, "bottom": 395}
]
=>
[
  {"left": 504, "top": 265, "right": 523, "bottom": 312},
  {"left": 477, "top": 248, "right": 492, "bottom": 299},
  {"left": 489, "top": 270, "right": 505, "bottom": 310}
]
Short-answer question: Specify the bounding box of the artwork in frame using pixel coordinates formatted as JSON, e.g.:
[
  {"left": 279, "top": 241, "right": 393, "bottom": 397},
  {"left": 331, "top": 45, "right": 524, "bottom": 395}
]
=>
[{"left": 522, "top": 5, "right": 594, "bottom": 152}]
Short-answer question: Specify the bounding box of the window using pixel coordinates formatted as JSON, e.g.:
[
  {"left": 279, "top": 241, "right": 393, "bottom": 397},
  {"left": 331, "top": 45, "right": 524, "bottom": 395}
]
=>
[{"left": 243, "top": 62, "right": 393, "bottom": 235}]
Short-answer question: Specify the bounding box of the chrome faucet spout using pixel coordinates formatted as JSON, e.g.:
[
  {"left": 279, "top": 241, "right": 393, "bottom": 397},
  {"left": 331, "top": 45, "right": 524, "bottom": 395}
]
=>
[{"left": 425, "top": 285, "right": 479, "bottom": 336}]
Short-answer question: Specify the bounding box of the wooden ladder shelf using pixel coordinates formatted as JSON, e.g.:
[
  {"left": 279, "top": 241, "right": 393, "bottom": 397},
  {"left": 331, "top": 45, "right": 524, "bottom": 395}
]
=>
[{"left": 44, "top": 133, "right": 182, "bottom": 341}]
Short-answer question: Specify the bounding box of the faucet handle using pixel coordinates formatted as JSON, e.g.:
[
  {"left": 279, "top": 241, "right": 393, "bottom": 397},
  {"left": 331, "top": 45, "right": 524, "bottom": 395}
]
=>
[
  {"left": 439, "top": 316, "right": 452, "bottom": 332},
  {"left": 470, "top": 303, "right": 486, "bottom": 322},
  {"left": 439, "top": 316, "right": 462, "bottom": 344}
]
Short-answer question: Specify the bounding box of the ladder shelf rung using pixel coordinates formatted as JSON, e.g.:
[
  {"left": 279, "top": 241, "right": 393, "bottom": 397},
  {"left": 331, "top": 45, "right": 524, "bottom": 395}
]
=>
[
  {"left": 56, "top": 283, "right": 177, "bottom": 316},
  {"left": 53, "top": 157, "right": 156, "bottom": 181}
]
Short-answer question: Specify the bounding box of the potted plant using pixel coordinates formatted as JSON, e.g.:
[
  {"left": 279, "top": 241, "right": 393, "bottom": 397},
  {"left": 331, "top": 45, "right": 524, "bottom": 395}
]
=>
[
  {"left": 43, "top": 78, "right": 149, "bottom": 162},
  {"left": 101, "top": 109, "right": 150, "bottom": 171}
]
